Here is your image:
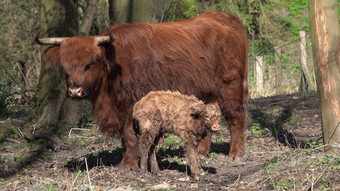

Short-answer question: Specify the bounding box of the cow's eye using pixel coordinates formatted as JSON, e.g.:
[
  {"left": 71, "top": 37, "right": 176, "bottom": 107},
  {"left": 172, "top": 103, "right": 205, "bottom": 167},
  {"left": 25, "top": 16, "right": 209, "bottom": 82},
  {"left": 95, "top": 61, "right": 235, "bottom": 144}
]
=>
[{"left": 85, "top": 62, "right": 96, "bottom": 71}]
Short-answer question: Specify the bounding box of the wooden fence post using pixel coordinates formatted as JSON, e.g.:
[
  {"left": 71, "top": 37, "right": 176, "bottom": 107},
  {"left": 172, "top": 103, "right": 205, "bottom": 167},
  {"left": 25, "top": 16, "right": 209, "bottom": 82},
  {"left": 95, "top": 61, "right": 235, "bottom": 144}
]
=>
[
  {"left": 256, "top": 56, "right": 264, "bottom": 97},
  {"left": 275, "top": 46, "right": 282, "bottom": 94},
  {"left": 299, "top": 31, "right": 313, "bottom": 92}
]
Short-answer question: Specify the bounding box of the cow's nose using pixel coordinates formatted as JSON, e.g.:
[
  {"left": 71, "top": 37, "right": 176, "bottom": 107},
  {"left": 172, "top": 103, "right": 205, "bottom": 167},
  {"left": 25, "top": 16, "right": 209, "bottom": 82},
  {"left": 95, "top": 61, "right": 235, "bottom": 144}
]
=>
[{"left": 68, "top": 86, "right": 83, "bottom": 97}]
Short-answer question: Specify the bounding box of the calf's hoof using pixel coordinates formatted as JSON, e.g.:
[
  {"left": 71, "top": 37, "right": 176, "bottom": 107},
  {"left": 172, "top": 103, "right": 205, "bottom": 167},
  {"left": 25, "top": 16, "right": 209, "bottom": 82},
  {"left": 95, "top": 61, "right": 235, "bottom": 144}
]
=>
[
  {"left": 191, "top": 173, "right": 201, "bottom": 181},
  {"left": 228, "top": 155, "right": 242, "bottom": 163}
]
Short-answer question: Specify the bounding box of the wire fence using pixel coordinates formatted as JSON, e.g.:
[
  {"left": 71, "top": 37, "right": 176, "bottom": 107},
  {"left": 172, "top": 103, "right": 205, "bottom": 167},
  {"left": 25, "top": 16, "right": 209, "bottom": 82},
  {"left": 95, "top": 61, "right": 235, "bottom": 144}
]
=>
[{"left": 248, "top": 31, "right": 316, "bottom": 98}]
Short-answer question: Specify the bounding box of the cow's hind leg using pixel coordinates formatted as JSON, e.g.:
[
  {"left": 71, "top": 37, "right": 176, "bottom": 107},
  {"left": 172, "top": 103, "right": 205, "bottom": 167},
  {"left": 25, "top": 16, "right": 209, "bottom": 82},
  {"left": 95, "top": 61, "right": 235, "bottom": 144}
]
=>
[
  {"left": 226, "top": 114, "right": 246, "bottom": 162},
  {"left": 221, "top": 77, "right": 248, "bottom": 162},
  {"left": 221, "top": 93, "right": 247, "bottom": 161}
]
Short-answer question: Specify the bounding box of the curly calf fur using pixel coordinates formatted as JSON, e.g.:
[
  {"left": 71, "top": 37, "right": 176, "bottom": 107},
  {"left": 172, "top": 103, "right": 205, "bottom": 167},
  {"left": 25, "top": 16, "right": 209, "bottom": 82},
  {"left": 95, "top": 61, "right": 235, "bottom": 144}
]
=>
[{"left": 133, "top": 91, "right": 221, "bottom": 178}]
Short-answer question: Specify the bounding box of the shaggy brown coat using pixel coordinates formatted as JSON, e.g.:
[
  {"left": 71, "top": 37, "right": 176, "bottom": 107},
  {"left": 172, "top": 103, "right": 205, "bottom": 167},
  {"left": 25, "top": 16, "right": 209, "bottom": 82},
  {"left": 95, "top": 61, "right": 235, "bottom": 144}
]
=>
[
  {"left": 133, "top": 91, "right": 221, "bottom": 179},
  {"left": 40, "top": 12, "right": 248, "bottom": 168}
]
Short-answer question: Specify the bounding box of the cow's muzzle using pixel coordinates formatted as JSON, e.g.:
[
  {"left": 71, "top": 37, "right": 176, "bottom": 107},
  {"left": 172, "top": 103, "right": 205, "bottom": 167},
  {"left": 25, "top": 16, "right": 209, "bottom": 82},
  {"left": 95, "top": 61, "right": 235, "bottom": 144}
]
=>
[{"left": 67, "top": 85, "right": 88, "bottom": 98}]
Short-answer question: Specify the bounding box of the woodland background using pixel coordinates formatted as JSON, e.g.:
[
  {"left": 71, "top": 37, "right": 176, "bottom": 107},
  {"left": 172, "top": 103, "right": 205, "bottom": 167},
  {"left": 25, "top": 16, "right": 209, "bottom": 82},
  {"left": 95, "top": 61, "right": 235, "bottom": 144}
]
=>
[
  {"left": 1, "top": 0, "right": 338, "bottom": 115},
  {"left": 0, "top": 0, "right": 340, "bottom": 190}
]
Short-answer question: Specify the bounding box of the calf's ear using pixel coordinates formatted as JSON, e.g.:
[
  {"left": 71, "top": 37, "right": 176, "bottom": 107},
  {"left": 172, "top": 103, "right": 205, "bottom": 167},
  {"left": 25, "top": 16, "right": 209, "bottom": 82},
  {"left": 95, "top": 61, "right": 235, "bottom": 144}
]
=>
[
  {"left": 190, "top": 103, "right": 206, "bottom": 119},
  {"left": 43, "top": 46, "right": 61, "bottom": 68}
]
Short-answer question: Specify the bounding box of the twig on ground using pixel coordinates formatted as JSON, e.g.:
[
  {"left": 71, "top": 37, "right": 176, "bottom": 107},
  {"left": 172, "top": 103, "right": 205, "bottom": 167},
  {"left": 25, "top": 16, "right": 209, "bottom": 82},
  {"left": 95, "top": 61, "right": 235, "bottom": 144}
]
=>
[
  {"left": 70, "top": 170, "right": 81, "bottom": 191},
  {"left": 16, "top": 127, "right": 24, "bottom": 138},
  {"left": 68, "top": 128, "right": 91, "bottom": 137},
  {"left": 266, "top": 170, "right": 278, "bottom": 191},
  {"left": 5, "top": 137, "right": 21, "bottom": 144},
  {"left": 85, "top": 157, "right": 92, "bottom": 189},
  {"left": 247, "top": 177, "right": 262, "bottom": 187},
  {"left": 232, "top": 172, "right": 242, "bottom": 188},
  {"left": 313, "top": 158, "right": 334, "bottom": 187}
]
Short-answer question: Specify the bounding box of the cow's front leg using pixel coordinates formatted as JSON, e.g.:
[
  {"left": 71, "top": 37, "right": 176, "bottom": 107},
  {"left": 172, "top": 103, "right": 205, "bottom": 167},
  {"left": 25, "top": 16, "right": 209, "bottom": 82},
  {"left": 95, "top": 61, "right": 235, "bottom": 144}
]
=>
[
  {"left": 119, "top": 119, "right": 139, "bottom": 169},
  {"left": 198, "top": 131, "right": 212, "bottom": 156}
]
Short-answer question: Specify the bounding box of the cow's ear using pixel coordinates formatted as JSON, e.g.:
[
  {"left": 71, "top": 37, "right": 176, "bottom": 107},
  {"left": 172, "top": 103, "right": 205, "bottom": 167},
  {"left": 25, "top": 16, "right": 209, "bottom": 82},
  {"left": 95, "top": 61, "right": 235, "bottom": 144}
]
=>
[
  {"left": 43, "top": 46, "right": 60, "bottom": 68},
  {"left": 190, "top": 103, "right": 206, "bottom": 119},
  {"left": 102, "top": 43, "right": 116, "bottom": 72}
]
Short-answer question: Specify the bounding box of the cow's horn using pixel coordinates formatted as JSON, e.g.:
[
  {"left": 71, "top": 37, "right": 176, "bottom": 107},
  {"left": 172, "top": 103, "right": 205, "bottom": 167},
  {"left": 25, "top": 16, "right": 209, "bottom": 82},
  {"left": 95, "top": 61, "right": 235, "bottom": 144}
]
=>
[
  {"left": 35, "top": 32, "right": 64, "bottom": 45},
  {"left": 96, "top": 21, "right": 116, "bottom": 45}
]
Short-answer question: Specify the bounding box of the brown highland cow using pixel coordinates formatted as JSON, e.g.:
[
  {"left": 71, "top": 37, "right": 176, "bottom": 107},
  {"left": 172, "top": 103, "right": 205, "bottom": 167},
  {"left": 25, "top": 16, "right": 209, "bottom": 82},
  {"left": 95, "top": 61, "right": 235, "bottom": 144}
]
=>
[
  {"left": 36, "top": 12, "right": 248, "bottom": 168},
  {"left": 133, "top": 91, "right": 221, "bottom": 179}
]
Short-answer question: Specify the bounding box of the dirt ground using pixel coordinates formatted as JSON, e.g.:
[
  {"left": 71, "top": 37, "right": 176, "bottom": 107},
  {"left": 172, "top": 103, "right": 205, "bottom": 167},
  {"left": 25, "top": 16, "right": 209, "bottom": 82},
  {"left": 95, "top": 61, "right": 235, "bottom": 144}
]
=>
[{"left": 0, "top": 92, "right": 339, "bottom": 190}]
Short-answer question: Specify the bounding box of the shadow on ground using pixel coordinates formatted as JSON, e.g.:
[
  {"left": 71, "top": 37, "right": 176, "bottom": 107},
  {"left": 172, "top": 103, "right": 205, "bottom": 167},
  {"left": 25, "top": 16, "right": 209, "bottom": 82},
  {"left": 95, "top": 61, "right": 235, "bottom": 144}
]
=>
[{"left": 250, "top": 95, "right": 313, "bottom": 148}]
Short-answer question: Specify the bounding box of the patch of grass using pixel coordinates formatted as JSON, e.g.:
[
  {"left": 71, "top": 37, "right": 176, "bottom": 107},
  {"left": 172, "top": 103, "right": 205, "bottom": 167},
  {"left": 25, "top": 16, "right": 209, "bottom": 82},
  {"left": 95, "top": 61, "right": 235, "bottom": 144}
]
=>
[
  {"left": 71, "top": 136, "right": 88, "bottom": 143},
  {"left": 266, "top": 155, "right": 281, "bottom": 169},
  {"left": 0, "top": 154, "right": 5, "bottom": 162},
  {"left": 12, "top": 153, "right": 25, "bottom": 165},
  {"left": 0, "top": 86, "right": 11, "bottom": 116},
  {"left": 160, "top": 134, "right": 183, "bottom": 150},
  {"left": 141, "top": 181, "right": 150, "bottom": 191},
  {"left": 274, "top": 179, "right": 293, "bottom": 190},
  {"left": 271, "top": 105, "right": 282, "bottom": 110},
  {"left": 319, "top": 185, "right": 330, "bottom": 191},
  {"left": 171, "top": 156, "right": 183, "bottom": 163},
  {"left": 251, "top": 124, "right": 268, "bottom": 136},
  {"left": 40, "top": 182, "right": 58, "bottom": 191},
  {"left": 304, "top": 141, "right": 323, "bottom": 155},
  {"left": 41, "top": 152, "right": 51, "bottom": 160},
  {"left": 208, "top": 152, "right": 217, "bottom": 158}
]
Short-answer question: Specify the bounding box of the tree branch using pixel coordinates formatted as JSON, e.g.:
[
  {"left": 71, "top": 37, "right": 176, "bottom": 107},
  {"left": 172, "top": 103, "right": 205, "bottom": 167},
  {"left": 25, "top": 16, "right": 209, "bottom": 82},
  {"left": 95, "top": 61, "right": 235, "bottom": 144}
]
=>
[{"left": 79, "top": 0, "right": 97, "bottom": 36}]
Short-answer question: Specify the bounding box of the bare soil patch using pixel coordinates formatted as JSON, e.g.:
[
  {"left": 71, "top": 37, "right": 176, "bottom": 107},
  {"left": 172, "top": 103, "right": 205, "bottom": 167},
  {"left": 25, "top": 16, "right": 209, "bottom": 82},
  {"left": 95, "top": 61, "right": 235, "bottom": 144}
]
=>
[{"left": 1, "top": 92, "right": 339, "bottom": 190}]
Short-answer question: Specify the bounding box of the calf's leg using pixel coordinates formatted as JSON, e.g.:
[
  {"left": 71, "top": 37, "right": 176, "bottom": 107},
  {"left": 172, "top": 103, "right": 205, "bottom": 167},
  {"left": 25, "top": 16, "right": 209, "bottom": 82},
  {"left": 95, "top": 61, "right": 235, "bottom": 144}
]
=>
[
  {"left": 149, "top": 135, "right": 162, "bottom": 175},
  {"left": 185, "top": 143, "right": 202, "bottom": 179},
  {"left": 139, "top": 131, "right": 155, "bottom": 173}
]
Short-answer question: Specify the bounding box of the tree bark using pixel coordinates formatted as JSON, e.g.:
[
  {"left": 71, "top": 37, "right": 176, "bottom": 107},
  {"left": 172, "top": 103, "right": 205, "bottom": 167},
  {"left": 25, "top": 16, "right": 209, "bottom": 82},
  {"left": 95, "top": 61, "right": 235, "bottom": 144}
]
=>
[
  {"left": 37, "top": 0, "right": 84, "bottom": 125},
  {"left": 309, "top": 0, "right": 340, "bottom": 145},
  {"left": 79, "top": 0, "right": 97, "bottom": 36},
  {"left": 299, "top": 31, "right": 313, "bottom": 93},
  {"left": 132, "top": 0, "right": 168, "bottom": 23},
  {"left": 109, "top": 0, "right": 132, "bottom": 23}
]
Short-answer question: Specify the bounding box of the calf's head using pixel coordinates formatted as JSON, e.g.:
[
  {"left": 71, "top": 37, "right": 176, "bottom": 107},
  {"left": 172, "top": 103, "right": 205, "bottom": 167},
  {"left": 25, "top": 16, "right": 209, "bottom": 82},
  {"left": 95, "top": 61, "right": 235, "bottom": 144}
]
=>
[
  {"left": 36, "top": 24, "right": 116, "bottom": 99},
  {"left": 190, "top": 103, "right": 222, "bottom": 132}
]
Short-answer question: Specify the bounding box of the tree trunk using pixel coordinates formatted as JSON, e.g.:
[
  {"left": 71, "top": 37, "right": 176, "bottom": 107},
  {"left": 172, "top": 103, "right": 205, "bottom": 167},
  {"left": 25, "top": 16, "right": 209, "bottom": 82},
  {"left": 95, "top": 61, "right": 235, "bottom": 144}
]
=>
[
  {"left": 309, "top": 0, "right": 340, "bottom": 145},
  {"left": 132, "top": 0, "right": 168, "bottom": 23},
  {"left": 79, "top": 0, "right": 97, "bottom": 36},
  {"left": 109, "top": 0, "right": 132, "bottom": 23},
  {"left": 37, "top": 0, "right": 85, "bottom": 125},
  {"left": 299, "top": 31, "right": 313, "bottom": 93}
]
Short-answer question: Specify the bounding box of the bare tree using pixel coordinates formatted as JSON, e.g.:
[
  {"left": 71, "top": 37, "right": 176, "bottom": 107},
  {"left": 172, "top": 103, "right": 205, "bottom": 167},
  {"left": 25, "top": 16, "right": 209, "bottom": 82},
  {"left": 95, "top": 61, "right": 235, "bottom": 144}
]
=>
[
  {"left": 109, "top": 0, "right": 168, "bottom": 24},
  {"left": 109, "top": 0, "right": 132, "bottom": 23},
  {"left": 37, "top": 0, "right": 84, "bottom": 125},
  {"left": 79, "top": 0, "right": 97, "bottom": 36},
  {"left": 309, "top": 0, "right": 340, "bottom": 145},
  {"left": 132, "top": 0, "right": 168, "bottom": 23}
]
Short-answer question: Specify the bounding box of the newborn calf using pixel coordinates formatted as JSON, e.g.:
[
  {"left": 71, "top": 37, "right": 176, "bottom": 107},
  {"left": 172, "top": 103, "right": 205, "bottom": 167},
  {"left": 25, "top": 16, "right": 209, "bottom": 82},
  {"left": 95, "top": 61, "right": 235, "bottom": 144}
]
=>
[{"left": 133, "top": 91, "right": 221, "bottom": 179}]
